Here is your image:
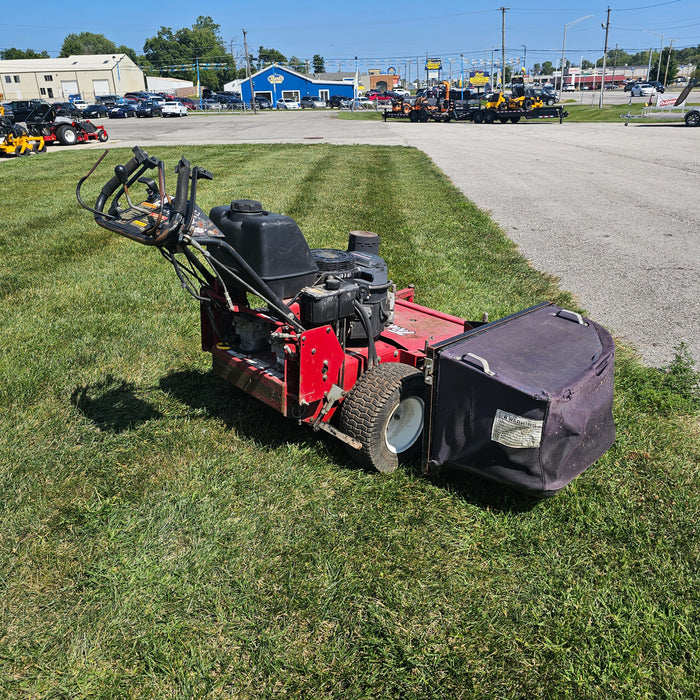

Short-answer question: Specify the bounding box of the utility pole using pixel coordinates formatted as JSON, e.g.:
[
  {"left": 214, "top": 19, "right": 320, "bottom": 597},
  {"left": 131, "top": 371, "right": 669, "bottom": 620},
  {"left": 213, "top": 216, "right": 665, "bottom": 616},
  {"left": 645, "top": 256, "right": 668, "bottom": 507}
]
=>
[
  {"left": 500, "top": 7, "right": 509, "bottom": 89},
  {"left": 242, "top": 29, "right": 257, "bottom": 113},
  {"left": 663, "top": 39, "right": 675, "bottom": 86},
  {"left": 598, "top": 6, "right": 610, "bottom": 108}
]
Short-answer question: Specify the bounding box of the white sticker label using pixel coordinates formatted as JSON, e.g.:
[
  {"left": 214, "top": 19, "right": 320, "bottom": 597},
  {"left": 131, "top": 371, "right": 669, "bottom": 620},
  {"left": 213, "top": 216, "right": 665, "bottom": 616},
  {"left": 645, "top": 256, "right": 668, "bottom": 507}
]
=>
[{"left": 491, "top": 409, "right": 543, "bottom": 449}]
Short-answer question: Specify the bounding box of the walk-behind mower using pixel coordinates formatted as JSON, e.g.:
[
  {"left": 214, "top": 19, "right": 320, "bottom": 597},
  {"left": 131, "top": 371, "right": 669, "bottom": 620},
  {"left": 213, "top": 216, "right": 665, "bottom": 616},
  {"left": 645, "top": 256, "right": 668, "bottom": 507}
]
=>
[{"left": 77, "top": 147, "right": 615, "bottom": 496}]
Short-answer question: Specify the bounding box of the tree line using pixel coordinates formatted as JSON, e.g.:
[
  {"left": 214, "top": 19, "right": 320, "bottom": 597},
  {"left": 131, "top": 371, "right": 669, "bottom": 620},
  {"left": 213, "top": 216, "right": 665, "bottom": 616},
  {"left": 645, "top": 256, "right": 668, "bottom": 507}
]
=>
[
  {"left": 0, "top": 17, "right": 327, "bottom": 92},
  {"left": 533, "top": 45, "right": 700, "bottom": 82}
]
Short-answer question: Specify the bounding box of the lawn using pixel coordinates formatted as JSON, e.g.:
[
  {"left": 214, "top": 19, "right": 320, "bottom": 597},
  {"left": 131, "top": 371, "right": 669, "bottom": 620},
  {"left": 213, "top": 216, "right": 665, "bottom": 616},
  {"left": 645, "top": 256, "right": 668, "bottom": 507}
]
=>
[{"left": 0, "top": 145, "right": 698, "bottom": 698}]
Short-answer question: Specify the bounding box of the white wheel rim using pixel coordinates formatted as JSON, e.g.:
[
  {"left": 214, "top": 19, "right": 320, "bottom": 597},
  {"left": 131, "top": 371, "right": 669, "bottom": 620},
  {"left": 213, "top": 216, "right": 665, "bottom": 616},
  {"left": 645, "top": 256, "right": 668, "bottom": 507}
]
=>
[{"left": 385, "top": 396, "right": 424, "bottom": 454}]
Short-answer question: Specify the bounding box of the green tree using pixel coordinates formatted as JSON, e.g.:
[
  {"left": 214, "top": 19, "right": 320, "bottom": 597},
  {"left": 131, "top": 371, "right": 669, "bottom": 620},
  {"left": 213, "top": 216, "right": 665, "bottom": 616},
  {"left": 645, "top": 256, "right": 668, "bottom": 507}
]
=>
[
  {"left": 0, "top": 48, "right": 50, "bottom": 60},
  {"left": 117, "top": 46, "right": 139, "bottom": 63},
  {"left": 650, "top": 47, "right": 678, "bottom": 85},
  {"left": 533, "top": 62, "right": 541, "bottom": 74},
  {"left": 60, "top": 32, "right": 118, "bottom": 56},
  {"left": 312, "top": 54, "right": 325, "bottom": 73},
  {"left": 581, "top": 59, "right": 594, "bottom": 69},
  {"left": 541, "top": 60, "right": 553, "bottom": 75},
  {"left": 142, "top": 16, "right": 235, "bottom": 91},
  {"left": 288, "top": 56, "right": 307, "bottom": 73},
  {"left": 257, "top": 46, "right": 287, "bottom": 69}
]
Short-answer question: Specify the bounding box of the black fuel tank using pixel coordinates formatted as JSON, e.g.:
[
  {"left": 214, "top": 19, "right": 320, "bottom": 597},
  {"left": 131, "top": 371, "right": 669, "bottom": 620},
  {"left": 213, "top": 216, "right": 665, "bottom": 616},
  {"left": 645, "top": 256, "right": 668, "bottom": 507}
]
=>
[{"left": 208, "top": 199, "right": 319, "bottom": 299}]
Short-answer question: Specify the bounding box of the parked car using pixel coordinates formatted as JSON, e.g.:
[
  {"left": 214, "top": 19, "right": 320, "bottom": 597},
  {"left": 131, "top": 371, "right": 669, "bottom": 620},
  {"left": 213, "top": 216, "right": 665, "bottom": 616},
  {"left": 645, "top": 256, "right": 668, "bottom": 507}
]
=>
[
  {"left": 365, "top": 91, "right": 392, "bottom": 102},
  {"left": 647, "top": 81, "right": 665, "bottom": 93},
  {"left": 392, "top": 88, "right": 410, "bottom": 96},
  {"left": 354, "top": 97, "right": 373, "bottom": 108},
  {"left": 179, "top": 97, "right": 197, "bottom": 111},
  {"left": 95, "top": 95, "right": 119, "bottom": 106},
  {"left": 276, "top": 98, "right": 300, "bottom": 109},
  {"left": 161, "top": 101, "right": 188, "bottom": 117},
  {"left": 52, "top": 102, "right": 83, "bottom": 118},
  {"left": 136, "top": 100, "right": 163, "bottom": 118},
  {"left": 226, "top": 96, "right": 247, "bottom": 110},
  {"left": 562, "top": 84, "right": 576, "bottom": 92},
  {"left": 82, "top": 104, "right": 109, "bottom": 119},
  {"left": 7, "top": 99, "right": 47, "bottom": 122},
  {"left": 203, "top": 99, "right": 224, "bottom": 110},
  {"left": 108, "top": 103, "right": 137, "bottom": 118},
  {"left": 250, "top": 96, "right": 272, "bottom": 109},
  {"left": 631, "top": 83, "right": 656, "bottom": 97},
  {"left": 300, "top": 95, "right": 327, "bottom": 109},
  {"left": 327, "top": 95, "right": 353, "bottom": 108},
  {"left": 0, "top": 103, "right": 14, "bottom": 121},
  {"left": 624, "top": 80, "right": 643, "bottom": 92},
  {"left": 124, "top": 91, "right": 149, "bottom": 101},
  {"left": 526, "top": 88, "right": 556, "bottom": 106}
]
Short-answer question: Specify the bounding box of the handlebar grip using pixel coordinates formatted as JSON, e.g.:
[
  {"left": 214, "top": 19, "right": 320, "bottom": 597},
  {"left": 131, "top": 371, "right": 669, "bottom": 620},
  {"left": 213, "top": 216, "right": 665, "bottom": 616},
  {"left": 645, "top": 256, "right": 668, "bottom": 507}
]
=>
[{"left": 171, "top": 157, "right": 191, "bottom": 216}]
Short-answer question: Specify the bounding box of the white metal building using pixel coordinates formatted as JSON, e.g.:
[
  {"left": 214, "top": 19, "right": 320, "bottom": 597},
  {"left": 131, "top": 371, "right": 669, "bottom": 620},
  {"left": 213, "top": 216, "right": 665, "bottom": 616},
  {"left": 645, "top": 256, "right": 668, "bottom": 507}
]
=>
[{"left": 0, "top": 54, "right": 145, "bottom": 102}]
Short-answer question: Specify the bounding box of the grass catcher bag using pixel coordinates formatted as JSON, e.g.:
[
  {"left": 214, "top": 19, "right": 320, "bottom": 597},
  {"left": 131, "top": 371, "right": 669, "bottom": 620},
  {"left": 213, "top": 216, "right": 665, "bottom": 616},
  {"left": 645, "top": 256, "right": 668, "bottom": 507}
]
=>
[{"left": 424, "top": 303, "right": 615, "bottom": 496}]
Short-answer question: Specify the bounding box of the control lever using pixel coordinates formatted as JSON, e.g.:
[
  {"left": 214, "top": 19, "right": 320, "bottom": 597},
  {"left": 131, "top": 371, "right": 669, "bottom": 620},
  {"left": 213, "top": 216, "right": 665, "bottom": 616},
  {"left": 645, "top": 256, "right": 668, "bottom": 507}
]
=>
[{"left": 138, "top": 176, "right": 160, "bottom": 203}]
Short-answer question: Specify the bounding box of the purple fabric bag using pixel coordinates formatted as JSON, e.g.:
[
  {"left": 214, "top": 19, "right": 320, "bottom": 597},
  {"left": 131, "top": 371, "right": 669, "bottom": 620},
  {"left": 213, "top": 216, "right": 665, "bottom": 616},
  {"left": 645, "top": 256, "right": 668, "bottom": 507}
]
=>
[{"left": 424, "top": 303, "right": 615, "bottom": 495}]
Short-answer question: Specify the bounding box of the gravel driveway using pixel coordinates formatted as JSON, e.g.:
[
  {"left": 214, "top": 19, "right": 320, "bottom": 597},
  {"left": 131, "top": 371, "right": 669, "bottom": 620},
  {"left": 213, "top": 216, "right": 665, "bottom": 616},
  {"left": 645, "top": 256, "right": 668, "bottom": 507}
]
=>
[{"left": 77, "top": 111, "right": 700, "bottom": 366}]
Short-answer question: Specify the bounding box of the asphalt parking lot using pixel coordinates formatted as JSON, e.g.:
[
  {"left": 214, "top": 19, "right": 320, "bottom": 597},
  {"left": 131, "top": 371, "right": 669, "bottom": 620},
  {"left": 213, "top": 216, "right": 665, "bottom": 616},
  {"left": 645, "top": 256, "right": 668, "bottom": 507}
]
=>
[{"left": 60, "top": 109, "right": 700, "bottom": 367}]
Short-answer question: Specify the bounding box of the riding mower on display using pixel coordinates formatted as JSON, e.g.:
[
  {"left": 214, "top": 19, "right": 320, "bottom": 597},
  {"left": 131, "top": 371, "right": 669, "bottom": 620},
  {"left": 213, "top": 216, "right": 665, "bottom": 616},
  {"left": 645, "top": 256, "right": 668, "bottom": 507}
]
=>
[
  {"left": 23, "top": 103, "right": 108, "bottom": 146},
  {"left": 77, "top": 147, "right": 615, "bottom": 496},
  {"left": 0, "top": 107, "right": 46, "bottom": 156}
]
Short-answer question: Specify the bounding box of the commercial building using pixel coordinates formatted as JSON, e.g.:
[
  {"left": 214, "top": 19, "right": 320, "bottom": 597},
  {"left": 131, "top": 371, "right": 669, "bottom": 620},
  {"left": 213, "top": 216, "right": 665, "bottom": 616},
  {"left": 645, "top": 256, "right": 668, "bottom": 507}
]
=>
[
  {"left": 224, "top": 64, "right": 355, "bottom": 107},
  {"left": 0, "top": 54, "right": 145, "bottom": 102}
]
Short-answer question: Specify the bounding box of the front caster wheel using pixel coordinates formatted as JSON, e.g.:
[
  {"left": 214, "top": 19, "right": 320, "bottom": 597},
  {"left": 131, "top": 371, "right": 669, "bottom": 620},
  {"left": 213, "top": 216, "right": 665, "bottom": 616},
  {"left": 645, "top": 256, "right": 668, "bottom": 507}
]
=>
[{"left": 339, "top": 363, "right": 425, "bottom": 473}]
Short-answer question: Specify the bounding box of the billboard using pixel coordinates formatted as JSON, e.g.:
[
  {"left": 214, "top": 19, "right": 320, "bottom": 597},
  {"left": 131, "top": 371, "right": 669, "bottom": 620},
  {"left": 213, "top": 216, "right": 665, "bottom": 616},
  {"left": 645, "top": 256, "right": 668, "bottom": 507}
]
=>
[{"left": 469, "top": 71, "right": 490, "bottom": 87}]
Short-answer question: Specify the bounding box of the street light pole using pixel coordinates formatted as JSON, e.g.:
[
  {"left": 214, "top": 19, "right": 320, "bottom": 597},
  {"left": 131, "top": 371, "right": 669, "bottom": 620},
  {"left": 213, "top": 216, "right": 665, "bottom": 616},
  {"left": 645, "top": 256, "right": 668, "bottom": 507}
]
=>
[
  {"left": 521, "top": 44, "right": 526, "bottom": 74},
  {"left": 561, "top": 15, "right": 592, "bottom": 91},
  {"left": 598, "top": 7, "right": 611, "bottom": 108},
  {"left": 643, "top": 30, "right": 664, "bottom": 83}
]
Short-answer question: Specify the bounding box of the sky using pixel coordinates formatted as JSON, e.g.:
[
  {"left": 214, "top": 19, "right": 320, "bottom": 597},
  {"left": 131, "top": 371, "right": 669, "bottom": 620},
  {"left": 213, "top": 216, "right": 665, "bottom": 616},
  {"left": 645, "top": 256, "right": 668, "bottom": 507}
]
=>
[{"left": 1, "top": 0, "right": 698, "bottom": 76}]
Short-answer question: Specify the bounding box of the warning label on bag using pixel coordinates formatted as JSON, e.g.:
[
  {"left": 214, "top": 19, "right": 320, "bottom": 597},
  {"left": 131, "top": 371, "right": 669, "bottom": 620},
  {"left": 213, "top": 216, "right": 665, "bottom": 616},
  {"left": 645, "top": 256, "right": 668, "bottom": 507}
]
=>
[{"left": 491, "top": 410, "right": 543, "bottom": 449}]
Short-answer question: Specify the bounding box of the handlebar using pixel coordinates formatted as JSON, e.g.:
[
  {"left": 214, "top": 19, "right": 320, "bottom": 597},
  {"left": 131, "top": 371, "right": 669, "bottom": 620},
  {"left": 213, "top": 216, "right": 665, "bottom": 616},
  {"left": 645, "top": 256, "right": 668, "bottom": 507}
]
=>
[{"left": 95, "top": 146, "right": 159, "bottom": 212}]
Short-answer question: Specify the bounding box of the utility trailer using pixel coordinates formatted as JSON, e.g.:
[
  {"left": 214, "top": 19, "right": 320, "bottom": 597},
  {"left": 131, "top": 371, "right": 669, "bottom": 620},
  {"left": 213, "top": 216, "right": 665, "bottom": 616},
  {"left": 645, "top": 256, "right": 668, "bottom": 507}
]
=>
[
  {"left": 620, "top": 79, "right": 698, "bottom": 126},
  {"left": 469, "top": 105, "right": 568, "bottom": 124},
  {"left": 76, "top": 147, "right": 615, "bottom": 496}
]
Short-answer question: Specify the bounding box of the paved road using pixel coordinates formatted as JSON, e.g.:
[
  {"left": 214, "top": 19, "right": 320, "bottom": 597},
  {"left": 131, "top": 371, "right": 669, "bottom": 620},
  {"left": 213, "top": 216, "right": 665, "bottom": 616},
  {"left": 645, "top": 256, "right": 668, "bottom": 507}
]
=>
[{"left": 81, "top": 111, "right": 700, "bottom": 367}]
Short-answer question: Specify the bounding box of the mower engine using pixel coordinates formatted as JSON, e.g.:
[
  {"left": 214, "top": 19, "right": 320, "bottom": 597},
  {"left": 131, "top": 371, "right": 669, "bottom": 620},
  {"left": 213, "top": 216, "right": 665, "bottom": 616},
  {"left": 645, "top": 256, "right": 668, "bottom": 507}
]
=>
[
  {"left": 207, "top": 198, "right": 394, "bottom": 350},
  {"left": 77, "top": 147, "right": 616, "bottom": 496}
]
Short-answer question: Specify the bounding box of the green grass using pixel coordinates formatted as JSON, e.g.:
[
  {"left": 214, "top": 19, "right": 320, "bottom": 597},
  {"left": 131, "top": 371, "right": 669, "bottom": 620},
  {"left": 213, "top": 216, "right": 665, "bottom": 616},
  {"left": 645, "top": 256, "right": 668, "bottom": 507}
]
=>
[{"left": 0, "top": 145, "right": 698, "bottom": 698}]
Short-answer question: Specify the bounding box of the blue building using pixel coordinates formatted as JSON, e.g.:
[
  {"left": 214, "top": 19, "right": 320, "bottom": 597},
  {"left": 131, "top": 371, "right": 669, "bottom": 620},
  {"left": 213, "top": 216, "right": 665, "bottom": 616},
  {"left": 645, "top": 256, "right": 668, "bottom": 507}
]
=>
[{"left": 224, "top": 65, "right": 355, "bottom": 107}]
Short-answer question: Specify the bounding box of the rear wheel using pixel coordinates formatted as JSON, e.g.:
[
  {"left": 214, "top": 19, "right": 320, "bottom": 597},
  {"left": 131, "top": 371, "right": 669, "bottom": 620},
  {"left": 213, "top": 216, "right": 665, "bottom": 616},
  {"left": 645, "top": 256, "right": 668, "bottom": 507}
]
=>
[
  {"left": 57, "top": 125, "right": 77, "bottom": 145},
  {"left": 685, "top": 110, "right": 700, "bottom": 127},
  {"left": 473, "top": 110, "right": 485, "bottom": 124},
  {"left": 419, "top": 109, "right": 430, "bottom": 122},
  {"left": 498, "top": 116, "right": 508, "bottom": 123},
  {"left": 98, "top": 129, "right": 108, "bottom": 142},
  {"left": 484, "top": 110, "right": 496, "bottom": 123},
  {"left": 509, "top": 116, "right": 521, "bottom": 123},
  {"left": 409, "top": 110, "right": 419, "bottom": 122},
  {"left": 339, "top": 363, "right": 425, "bottom": 474}
]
